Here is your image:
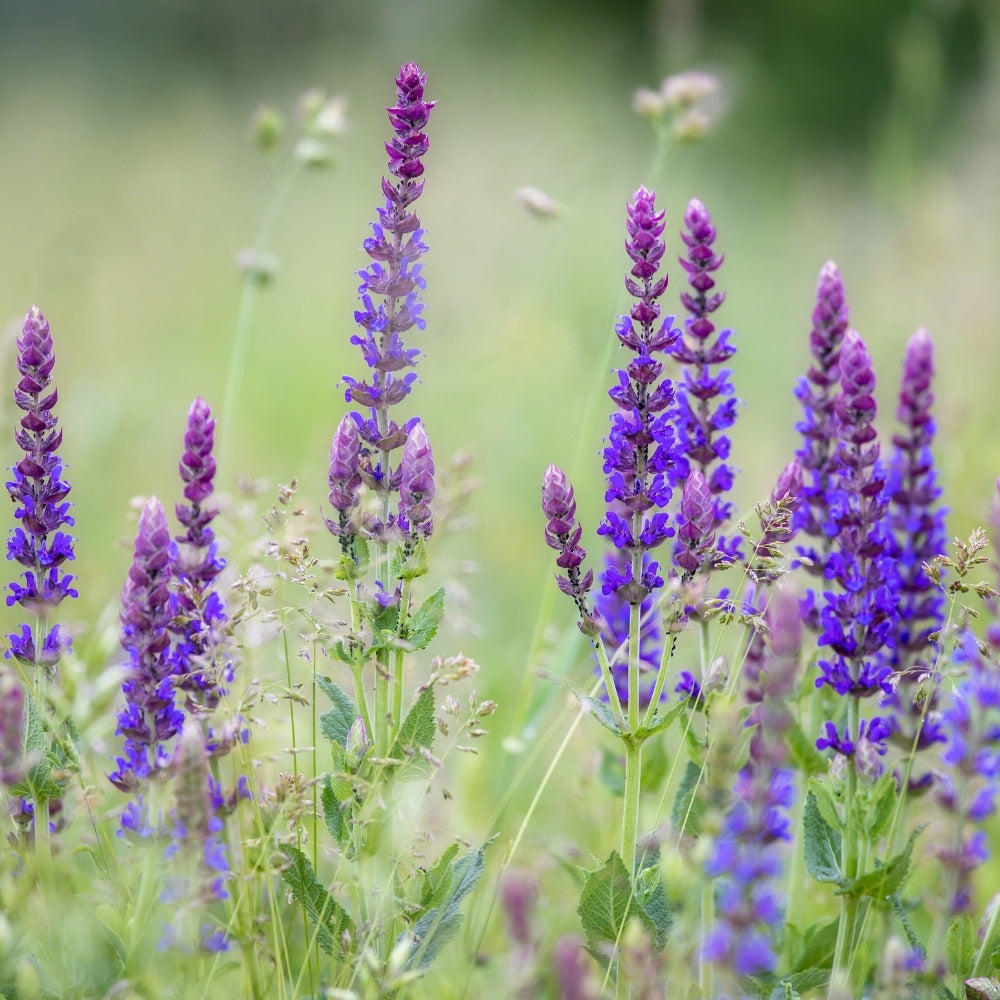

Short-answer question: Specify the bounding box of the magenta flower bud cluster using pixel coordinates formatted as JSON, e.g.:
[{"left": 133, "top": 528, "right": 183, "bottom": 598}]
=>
[
  {"left": 669, "top": 198, "right": 740, "bottom": 565},
  {"left": 5, "top": 306, "right": 77, "bottom": 671},
  {"left": 337, "top": 63, "right": 437, "bottom": 542}
]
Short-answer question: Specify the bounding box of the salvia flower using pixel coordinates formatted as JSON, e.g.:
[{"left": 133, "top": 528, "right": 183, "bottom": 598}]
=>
[
  {"left": 935, "top": 638, "right": 1000, "bottom": 914},
  {"left": 340, "top": 63, "right": 435, "bottom": 533},
  {"left": 704, "top": 589, "right": 800, "bottom": 979},
  {"left": 325, "top": 414, "right": 363, "bottom": 552},
  {"left": 5, "top": 306, "right": 77, "bottom": 675},
  {"left": 793, "top": 261, "right": 850, "bottom": 568},
  {"left": 110, "top": 497, "right": 184, "bottom": 793},
  {"left": 675, "top": 469, "right": 716, "bottom": 577},
  {"left": 172, "top": 398, "right": 230, "bottom": 713},
  {"left": 670, "top": 198, "right": 740, "bottom": 564},
  {"left": 0, "top": 669, "right": 25, "bottom": 787},
  {"left": 593, "top": 187, "right": 682, "bottom": 702},
  {"left": 397, "top": 420, "right": 435, "bottom": 541},
  {"left": 813, "top": 329, "right": 899, "bottom": 758}
]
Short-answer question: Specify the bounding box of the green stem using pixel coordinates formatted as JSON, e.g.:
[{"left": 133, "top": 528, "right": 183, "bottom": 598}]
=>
[
  {"left": 617, "top": 736, "right": 643, "bottom": 1000},
  {"left": 375, "top": 650, "right": 390, "bottom": 758},
  {"left": 392, "top": 577, "right": 414, "bottom": 737},
  {"left": 220, "top": 161, "right": 301, "bottom": 472},
  {"left": 700, "top": 875, "right": 715, "bottom": 1000},
  {"left": 594, "top": 639, "right": 626, "bottom": 729}
]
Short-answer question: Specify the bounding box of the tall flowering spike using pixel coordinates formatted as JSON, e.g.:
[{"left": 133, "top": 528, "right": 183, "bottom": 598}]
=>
[
  {"left": 670, "top": 198, "right": 740, "bottom": 564},
  {"left": 172, "top": 399, "right": 230, "bottom": 714},
  {"left": 704, "top": 592, "right": 800, "bottom": 979},
  {"left": 110, "top": 497, "right": 184, "bottom": 792},
  {"left": 542, "top": 464, "right": 603, "bottom": 638},
  {"left": 5, "top": 306, "right": 77, "bottom": 673},
  {"left": 793, "top": 261, "right": 850, "bottom": 565},
  {"left": 339, "top": 63, "right": 435, "bottom": 533},
  {"left": 398, "top": 420, "right": 435, "bottom": 540},
  {"left": 595, "top": 187, "right": 682, "bottom": 702},
  {"left": 813, "top": 329, "right": 898, "bottom": 759}
]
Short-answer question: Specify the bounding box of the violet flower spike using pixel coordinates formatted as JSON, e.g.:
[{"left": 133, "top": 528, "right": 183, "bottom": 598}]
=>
[
  {"left": 5, "top": 306, "right": 77, "bottom": 675},
  {"left": 675, "top": 469, "right": 716, "bottom": 577},
  {"left": 793, "top": 261, "right": 850, "bottom": 569},
  {"left": 670, "top": 198, "right": 741, "bottom": 564},
  {"left": 813, "top": 329, "right": 899, "bottom": 759},
  {"left": 398, "top": 420, "right": 435, "bottom": 541},
  {"left": 325, "top": 414, "right": 363, "bottom": 552},
  {"left": 340, "top": 63, "right": 435, "bottom": 531},
  {"left": 110, "top": 497, "right": 184, "bottom": 794}
]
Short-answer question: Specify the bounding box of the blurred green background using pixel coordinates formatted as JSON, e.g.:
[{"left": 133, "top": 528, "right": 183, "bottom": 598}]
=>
[{"left": 2, "top": 0, "right": 1000, "bottom": 879}]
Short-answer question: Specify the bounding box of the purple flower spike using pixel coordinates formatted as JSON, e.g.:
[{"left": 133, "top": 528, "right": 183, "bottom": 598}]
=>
[
  {"left": 340, "top": 64, "right": 435, "bottom": 534},
  {"left": 325, "top": 415, "right": 363, "bottom": 554},
  {"left": 398, "top": 420, "right": 435, "bottom": 540},
  {"left": 0, "top": 670, "right": 26, "bottom": 787},
  {"left": 110, "top": 497, "right": 184, "bottom": 793},
  {"left": 5, "top": 306, "right": 77, "bottom": 674},
  {"left": 670, "top": 198, "right": 740, "bottom": 564},
  {"left": 676, "top": 469, "right": 716, "bottom": 576},
  {"left": 542, "top": 464, "right": 603, "bottom": 637},
  {"left": 813, "top": 329, "right": 899, "bottom": 759}
]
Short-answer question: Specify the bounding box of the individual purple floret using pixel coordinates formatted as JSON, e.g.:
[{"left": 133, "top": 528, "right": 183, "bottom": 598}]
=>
[
  {"left": 397, "top": 420, "right": 435, "bottom": 542},
  {"left": 934, "top": 637, "right": 1000, "bottom": 914},
  {"left": 110, "top": 497, "right": 184, "bottom": 793},
  {"left": 670, "top": 198, "right": 740, "bottom": 564},
  {"left": 340, "top": 63, "right": 435, "bottom": 533},
  {"left": 793, "top": 261, "right": 850, "bottom": 570},
  {"left": 542, "top": 464, "right": 603, "bottom": 638},
  {"left": 813, "top": 329, "right": 899, "bottom": 758},
  {"left": 704, "top": 592, "right": 800, "bottom": 978},
  {"left": 172, "top": 399, "right": 230, "bottom": 713},
  {"left": 5, "top": 306, "right": 77, "bottom": 675}
]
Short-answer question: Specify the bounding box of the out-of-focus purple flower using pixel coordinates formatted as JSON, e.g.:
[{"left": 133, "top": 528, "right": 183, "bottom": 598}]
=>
[
  {"left": 669, "top": 198, "right": 740, "bottom": 565},
  {"left": 793, "top": 261, "right": 850, "bottom": 568},
  {"left": 398, "top": 420, "right": 435, "bottom": 541},
  {"left": 325, "top": 414, "right": 363, "bottom": 551},
  {"left": 704, "top": 590, "right": 800, "bottom": 978},
  {"left": 813, "top": 330, "right": 898, "bottom": 760},
  {"left": 675, "top": 469, "right": 716, "bottom": 577},
  {"left": 499, "top": 868, "right": 538, "bottom": 952},
  {"left": 110, "top": 497, "right": 184, "bottom": 794},
  {"left": 339, "top": 64, "right": 435, "bottom": 535},
  {"left": 594, "top": 187, "right": 682, "bottom": 701},
  {"left": 0, "top": 670, "right": 25, "bottom": 787},
  {"left": 542, "top": 464, "right": 603, "bottom": 638},
  {"left": 553, "top": 935, "right": 596, "bottom": 1000},
  {"left": 935, "top": 636, "right": 1000, "bottom": 913},
  {"left": 5, "top": 306, "right": 77, "bottom": 676},
  {"left": 172, "top": 398, "right": 230, "bottom": 715}
]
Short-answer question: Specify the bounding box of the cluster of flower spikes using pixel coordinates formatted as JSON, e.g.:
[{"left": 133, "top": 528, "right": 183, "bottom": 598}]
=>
[
  {"left": 331, "top": 63, "right": 436, "bottom": 547},
  {"left": 669, "top": 198, "right": 741, "bottom": 566},
  {"left": 881, "top": 328, "right": 947, "bottom": 785},
  {"left": 593, "top": 187, "right": 683, "bottom": 704},
  {"left": 5, "top": 306, "right": 77, "bottom": 675},
  {"left": 811, "top": 329, "right": 900, "bottom": 761},
  {"left": 704, "top": 589, "right": 800, "bottom": 977},
  {"left": 793, "top": 261, "right": 850, "bottom": 582}
]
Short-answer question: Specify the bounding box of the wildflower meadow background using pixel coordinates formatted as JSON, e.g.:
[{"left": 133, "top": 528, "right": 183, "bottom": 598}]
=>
[{"left": 3, "top": 2, "right": 1000, "bottom": 998}]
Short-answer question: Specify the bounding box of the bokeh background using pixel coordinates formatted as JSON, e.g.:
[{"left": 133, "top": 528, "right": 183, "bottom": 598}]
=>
[{"left": 2, "top": 0, "right": 1000, "bottom": 942}]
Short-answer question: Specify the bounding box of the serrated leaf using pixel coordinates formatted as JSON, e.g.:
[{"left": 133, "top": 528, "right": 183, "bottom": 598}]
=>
[
  {"left": 279, "top": 844, "right": 353, "bottom": 955},
  {"left": 406, "top": 586, "right": 445, "bottom": 650},
  {"left": 948, "top": 914, "right": 977, "bottom": 980},
  {"left": 576, "top": 691, "right": 623, "bottom": 737},
  {"left": 803, "top": 792, "right": 843, "bottom": 885},
  {"left": 671, "top": 760, "right": 705, "bottom": 837},
  {"left": 321, "top": 775, "right": 348, "bottom": 846},
  {"left": 419, "top": 843, "right": 460, "bottom": 910},
  {"left": 317, "top": 676, "right": 359, "bottom": 748},
  {"left": 807, "top": 777, "right": 843, "bottom": 832},
  {"left": 792, "top": 917, "right": 839, "bottom": 972},
  {"left": 633, "top": 847, "right": 671, "bottom": 953},
  {"left": 889, "top": 892, "right": 924, "bottom": 954},
  {"left": 404, "top": 846, "right": 484, "bottom": 970},
  {"left": 635, "top": 699, "right": 689, "bottom": 741},
  {"left": 848, "top": 827, "right": 921, "bottom": 901},
  {"left": 577, "top": 852, "right": 634, "bottom": 953},
  {"left": 391, "top": 686, "right": 436, "bottom": 767}
]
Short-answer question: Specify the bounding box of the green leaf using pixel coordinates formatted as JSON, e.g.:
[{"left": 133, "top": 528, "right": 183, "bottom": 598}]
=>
[
  {"left": 321, "top": 775, "right": 348, "bottom": 846},
  {"left": 803, "top": 791, "right": 843, "bottom": 885},
  {"left": 792, "top": 917, "right": 839, "bottom": 972},
  {"left": 635, "top": 699, "right": 689, "bottom": 741},
  {"left": 419, "top": 843, "right": 460, "bottom": 910},
  {"left": 633, "top": 847, "right": 672, "bottom": 954},
  {"left": 862, "top": 771, "right": 898, "bottom": 840},
  {"left": 391, "top": 686, "right": 436, "bottom": 767},
  {"left": 806, "top": 777, "right": 843, "bottom": 832},
  {"left": 670, "top": 760, "right": 705, "bottom": 837},
  {"left": 947, "top": 914, "right": 977, "bottom": 980},
  {"left": 848, "top": 826, "right": 922, "bottom": 901},
  {"left": 598, "top": 746, "right": 625, "bottom": 797},
  {"left": 404, "top": 846, "right": 485, "bottom": 970},
  {"left": 577, "top": 852, "right": 634, "bottom": 955},
  {"left": 316, "top": 676, "right": 359, "bottom": 748},
  {"left": 768, "top": 985, "right": 802, "bottom": 1000},
  {"left": 576, "top": 691, "right": 623, "bottom": 737},
  {"left": 771, "top": 969, "right": 828, "bottom": 997},
  {"left": 406, "top": 586, "right": 446, "bottom": 650},
  {"left": 279, "top": 844, "right": 353, "bottom": 955},
  {"left": 966, "top": 979, "right": 1000, "bottom": 1000},
  {"left": 94, "top": 904, "right": 127, "bottom": 963},
  {"left": 639, "top": 737, "right": 669, "bottom": 795},
  {"left": 787, "top": 719, "right": 826, "bottom": 776},
  {"left": 889, "top": 892, "right": 924, "bottom": 954}
]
